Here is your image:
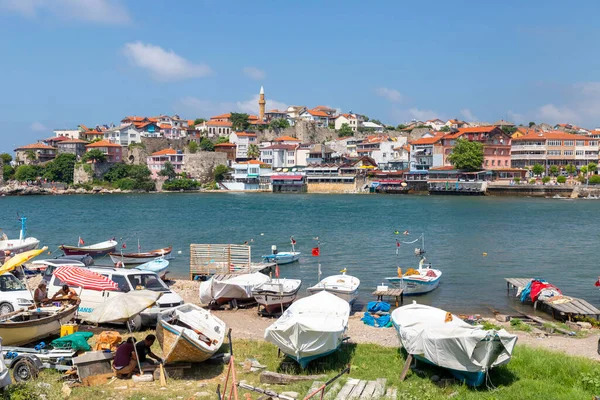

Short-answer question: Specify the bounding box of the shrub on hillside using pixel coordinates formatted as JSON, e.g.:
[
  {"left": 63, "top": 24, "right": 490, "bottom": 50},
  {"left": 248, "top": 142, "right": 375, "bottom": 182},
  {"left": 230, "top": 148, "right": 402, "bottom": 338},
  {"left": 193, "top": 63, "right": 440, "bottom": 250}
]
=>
[
  {"left": 589, "top": 175, "right": 600, "bottom": 185},
  {"left": 162, "top": 178, "right": 199, "bottom": 191},
  {"left": 557, "top": 175, "right": 566, "bottom": 184},
  {"left": 542, "top": 176, "right": 551, "bottom": 184}
]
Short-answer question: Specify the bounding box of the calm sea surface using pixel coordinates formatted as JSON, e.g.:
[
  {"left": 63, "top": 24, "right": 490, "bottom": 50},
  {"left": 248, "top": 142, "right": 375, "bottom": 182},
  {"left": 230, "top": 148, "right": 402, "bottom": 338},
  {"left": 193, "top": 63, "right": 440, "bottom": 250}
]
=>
[{"left": 1, "top": 193, "right": 598, "bottom": 315}]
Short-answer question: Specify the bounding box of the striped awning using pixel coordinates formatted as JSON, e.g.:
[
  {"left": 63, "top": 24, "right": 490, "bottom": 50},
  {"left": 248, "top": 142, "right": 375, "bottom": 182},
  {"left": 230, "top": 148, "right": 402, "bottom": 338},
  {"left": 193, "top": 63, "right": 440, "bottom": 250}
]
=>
[{"left": 53, "top": 265, "right": 118, "bottom": 291}]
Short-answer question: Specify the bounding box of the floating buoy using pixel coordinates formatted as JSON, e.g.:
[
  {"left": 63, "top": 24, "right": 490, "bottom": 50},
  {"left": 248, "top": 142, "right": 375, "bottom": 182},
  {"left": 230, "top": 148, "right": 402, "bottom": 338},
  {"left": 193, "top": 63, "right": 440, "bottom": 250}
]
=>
[
  {"left": 260, "top": 233, "right": 264, "bottom": 236},
  {"left": 482, "top": 252, "right": 488, "bottom": 257},
  {"left": 177, "top": 250, "right": 182, "bottom": 254},
  {"left": 394, "top": 230, "right": 399, "bottom": 235}
]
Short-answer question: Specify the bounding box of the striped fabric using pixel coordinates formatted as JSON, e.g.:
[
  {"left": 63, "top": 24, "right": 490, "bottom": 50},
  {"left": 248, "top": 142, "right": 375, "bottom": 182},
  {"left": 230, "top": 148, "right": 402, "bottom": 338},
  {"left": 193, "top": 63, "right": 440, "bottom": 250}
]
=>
[{"left": 53, "top": 266, "right": 118, "bottom": 291}]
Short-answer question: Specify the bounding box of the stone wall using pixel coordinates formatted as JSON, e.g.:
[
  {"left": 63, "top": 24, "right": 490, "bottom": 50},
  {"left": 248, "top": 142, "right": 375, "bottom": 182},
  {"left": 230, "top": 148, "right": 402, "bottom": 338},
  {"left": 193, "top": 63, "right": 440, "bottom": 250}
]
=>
[
  {"left": 141, "top": 137, "right": 188, "bottom": 155},
  {"left": 73, "top": 162, "right": 113, "bottom": 184},
  {"left": 126, "top": 146, "right": 149, "bottom": 165},
  {"left": 182, "top": 152, "right": 228, "bottom": 183}
]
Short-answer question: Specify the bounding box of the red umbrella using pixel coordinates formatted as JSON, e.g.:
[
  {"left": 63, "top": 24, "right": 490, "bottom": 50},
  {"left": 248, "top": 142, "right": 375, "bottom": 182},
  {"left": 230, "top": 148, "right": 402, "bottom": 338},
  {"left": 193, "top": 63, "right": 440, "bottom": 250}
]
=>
[{"left": 53, "top": 265, "right": 118, "bottom": 291}]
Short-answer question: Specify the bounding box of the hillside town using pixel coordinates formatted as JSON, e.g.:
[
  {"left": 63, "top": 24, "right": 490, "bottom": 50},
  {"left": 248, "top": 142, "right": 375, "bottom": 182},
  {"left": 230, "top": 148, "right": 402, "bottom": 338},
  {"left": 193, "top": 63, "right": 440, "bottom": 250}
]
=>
[{"left": 6, "top": 87, "right": 600, "bottom": 195}]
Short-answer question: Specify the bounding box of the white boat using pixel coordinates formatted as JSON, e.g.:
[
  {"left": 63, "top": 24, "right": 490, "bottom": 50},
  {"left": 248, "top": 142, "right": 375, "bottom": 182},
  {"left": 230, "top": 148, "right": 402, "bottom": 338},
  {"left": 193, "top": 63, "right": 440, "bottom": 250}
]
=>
[
  {"left": 0, "top": 303, "right": 80, "bottom": 346},
  {"left": 386, "top": 236, "right": 441, "bottom": 295},
  {"left": 0, "top": 217, "right": 40, "bottom": 263},
  {"left": 199, "top": 272, "right": 270, "bottom": 305},
  {"left": 391, "top": 303, "right": 517, "bottom": 387},
  {"left": 307, "top": 271, "right": 360, "bottom": 304},
  {"left": 134, "top": 259, "right": 169, "bottom": 273},
  {"left": 262, "top": 241, "right": 300, "bottom": 265},
  {"left": 109, "top": 246, "right": 172, "bottom": 265},
  {"left": 264, "top": 291, "right": 349, "bottom": 368},
  {"left": 252, "top": 278, "right": 302, "bottom": 314},
  {"left": 156, "top": 304, "right": 227, "bottom": 364}
]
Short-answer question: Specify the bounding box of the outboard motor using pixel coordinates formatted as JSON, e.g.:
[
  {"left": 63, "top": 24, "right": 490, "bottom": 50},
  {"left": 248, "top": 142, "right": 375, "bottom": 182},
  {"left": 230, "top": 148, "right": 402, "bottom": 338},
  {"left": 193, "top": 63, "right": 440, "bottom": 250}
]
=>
[{"left": 271, "top": 245, "right": 278, "bottom": 255}]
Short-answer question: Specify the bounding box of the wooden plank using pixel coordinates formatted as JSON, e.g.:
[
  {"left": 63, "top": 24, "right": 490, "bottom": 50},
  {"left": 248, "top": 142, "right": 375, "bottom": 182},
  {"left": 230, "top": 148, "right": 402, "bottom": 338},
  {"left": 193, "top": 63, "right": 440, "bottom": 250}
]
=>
[
  {"left": 335, "top": 378, "right": 359, "bottom": 400},
  {"left": 399, "top": 354, "right": 413, "bottom": 381},
  {"left": 323, "top": 382, "right": 342, "bottom": 400},
  {"left": 348, "top": 380, "right": 367, "bottom": 399},
  {"left": 359, "top": 381, "right": 377, "bottom": 400},
  {"left": 373, "top": 378, "right": 386, "bottom": 398},
  {"left": 573, "top": 299, "right": 600, "bottom": 314},
  {"left": 260, "top": 371, "right": 326, "bottom": 385}
]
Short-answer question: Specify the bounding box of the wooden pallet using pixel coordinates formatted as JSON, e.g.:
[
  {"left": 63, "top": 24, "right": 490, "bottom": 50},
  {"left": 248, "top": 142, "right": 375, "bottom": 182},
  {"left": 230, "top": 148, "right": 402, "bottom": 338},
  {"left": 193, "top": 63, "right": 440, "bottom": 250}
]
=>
[
  {"left": 372, "top": 288, "right": 404, "bottom": 307},
  {"left": 333, "top": 378, "right": 388, "bottom": 400}
]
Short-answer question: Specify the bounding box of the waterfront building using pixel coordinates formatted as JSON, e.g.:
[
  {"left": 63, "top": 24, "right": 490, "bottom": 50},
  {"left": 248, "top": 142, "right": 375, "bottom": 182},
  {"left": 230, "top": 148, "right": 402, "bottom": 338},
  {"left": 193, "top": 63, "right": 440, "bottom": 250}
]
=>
[
  {"left": 147, "top": 148, "right": 184, "bottom": 179},
  {"left": 14, "top": 143, "right": 57, "bottom": 165},
  {"left": 356, "top": 136, "right": 404, "bottom": 168},
  {"left": 511, "top": 131, "right": 599, "bottom": 171},
  {"left": 230, "top": 131, "right": 258, "bottom": 160},
  {"left": 304, "top": 156, "right": 376, "bottom": 193},
  {"left": 85, "top": 140, "right": 122, "bottom": 163},
  {"left": 224, "top": 160, "right": 272, "bottom": 191},
  {"left": 441, "top": 126, "right": 512, "bottom": 169},
  {"left": 271, "top": 174, "right": 306, "bottom": 193},
  {"left": 56, "top": 138, "right": 89, "bottom": 159},
  {"left": 307, "top": 144, "right": 335, "bottom": 164},
  {"left": 409, "top": 134, "right": 445, "bottom": 171},
  {"left": 260, "top": 143, "right": 299, "bottom": 168},
  {"left": 214, "top": 143, "right": 237, "bottom": 166}
]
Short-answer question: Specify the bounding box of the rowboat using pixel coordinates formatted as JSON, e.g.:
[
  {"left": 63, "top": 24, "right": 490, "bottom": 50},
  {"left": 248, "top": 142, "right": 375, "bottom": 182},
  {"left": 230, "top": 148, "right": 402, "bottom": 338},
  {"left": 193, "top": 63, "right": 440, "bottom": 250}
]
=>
[
  {"left": 0, "top": 217, "right": 40, "bottom": 263},
  {"left": 307, "top": 271, "right": 360, "bottom": 304},
  {"left": 391, "top": 303, "right": 517, "bottom": 387},
  {"left": 386, "top": 236, "right": 442, "bottom": 295},
  {"left": 109, "top": 246, "right": 172, "bottom": 265},
  {"left": 264, "top": 291, "right": 349, "bottom": 368},
  {"left": 156, "top": 304, "right": 226, "bottom": 363},
  {"left": 199, "top": 272, "right": 270, "bottom": 305},
  {"left": 262, "top": 240, "right": 300, "bottom": 265},
  {"left": 134, "top": 259, "right": 169, "bottom": 273},
  {"left": 252, "top": 278, "right": 302, "bottom": 314},
  {"left": 60, "top": 239, "right": 117, "bottom": 257},
  {"left": 0, "top": 302, "right": 80, "bottom": 346}
]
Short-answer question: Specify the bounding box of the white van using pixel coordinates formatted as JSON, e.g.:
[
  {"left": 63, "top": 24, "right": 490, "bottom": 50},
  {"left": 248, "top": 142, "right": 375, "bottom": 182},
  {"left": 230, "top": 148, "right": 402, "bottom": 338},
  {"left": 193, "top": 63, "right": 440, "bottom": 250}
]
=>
[
  {"left": 47, "top": 266, "right": 184, "bottom": 329},
  {"left": 0, "top": 272, "right": 34, "bottom": 315}
]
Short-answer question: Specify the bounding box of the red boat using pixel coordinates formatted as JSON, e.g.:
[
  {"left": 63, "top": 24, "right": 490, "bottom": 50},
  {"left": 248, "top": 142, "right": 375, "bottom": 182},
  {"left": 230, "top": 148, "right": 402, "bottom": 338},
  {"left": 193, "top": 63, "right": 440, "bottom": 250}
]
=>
[
  {"left": 109, "top": 246, "right": 172, "bottom": 265},
  {"left": 60, "top": 240, "right": 118, "bottom": 257}
]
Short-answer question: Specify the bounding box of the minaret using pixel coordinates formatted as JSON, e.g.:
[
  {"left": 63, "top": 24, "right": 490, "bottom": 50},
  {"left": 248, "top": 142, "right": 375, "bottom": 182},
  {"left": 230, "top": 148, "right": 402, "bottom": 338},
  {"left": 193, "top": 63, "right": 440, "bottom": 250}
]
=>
[{"left": 258, "top": 86, "right": 266, "bottom": 121}]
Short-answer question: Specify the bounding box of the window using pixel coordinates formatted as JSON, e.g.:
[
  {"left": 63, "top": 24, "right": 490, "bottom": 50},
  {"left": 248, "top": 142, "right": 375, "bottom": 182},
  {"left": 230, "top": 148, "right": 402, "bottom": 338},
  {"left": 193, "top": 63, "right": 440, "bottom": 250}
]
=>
[
  {"left": 564, "top": 140, "right": 574, "bottom": 146},
  {"left": 0, "top": 274, "right": 26, "bottom": 291},
  {"left": 576, "top": 141, "right": 585, "bottom": 146},
  {"left": 110, "top": 275, "right": 130, "bottom": 292},
  {"left": 563, "top": 150, "right": 573, "bottom": 156},
  {"left": 576, "top": 150, "right": 584, "bottom": 156},
  {"left": 548, "top": 150, "right": 560, "bottom": 156},
  {"left": 505, "top": 160, "right": 509, "bottom": 166},
  {"left": 492, "top": 160, "right": 495, "bottom": 166},
  {"left": 127, "top": 274, "right": 169, "bottom": 292},
  {"left": 485, "top": 159, "right": 489, "bottom": 166},
  {"left": 548, "top": 140, "right": 562, "bottom": 146}
]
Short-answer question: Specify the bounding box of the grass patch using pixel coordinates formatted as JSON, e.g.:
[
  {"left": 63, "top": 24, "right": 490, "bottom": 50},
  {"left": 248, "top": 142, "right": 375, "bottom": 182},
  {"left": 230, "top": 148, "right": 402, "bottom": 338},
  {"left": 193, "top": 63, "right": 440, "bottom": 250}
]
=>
[
  {"left": 510, "top": 318, "right": 532, "bottom": 332},
  {"left": 1, "top": 337, "right": 598, "bottom": 399},
  {"left": 480, "top": 320, "right": 501, "bottom": 331}
]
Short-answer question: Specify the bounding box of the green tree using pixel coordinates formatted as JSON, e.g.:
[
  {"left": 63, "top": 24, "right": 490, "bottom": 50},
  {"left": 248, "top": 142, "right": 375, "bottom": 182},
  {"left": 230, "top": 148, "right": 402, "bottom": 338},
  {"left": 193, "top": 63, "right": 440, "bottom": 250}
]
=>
[
  {"left": 589, "top": 175, "right": 600, "bottom": 185},
  {"left": 193, "top": 118, "right": 206, "bottom": 126},
  {"left": 127, "top": 164, "right": 152, "bottom": 182},
  {"left": 25, "top": 150, "right": 36, "bottom": 163},
  {"left": 580, "top": 165, "right": 588, "bottom": 176},
  {"left": 43, "top": 153, "right": 76, "bottom": 183},
  {"left": 362, "top": 116, "right": 369, "bottom": 122},
  {"left": 269, "top": 118, "right": 290, "bottom": 130},
  {"left": 532, "top": 164, "right": 544, "bottom": 176},
  {"left": 557, "top": 175, "right": 567, "bottom": 184},
  {"left": 542, "top": 176, "right": 551, "bottom": 184},
  {"left": 439, "top": 126, "right": 451, "bottom": 132},
  {"left": 213, "top": 164, "right": 229, "bottom": 182},
  {"left": 337, "top": 123, "right": 354, "bottom": 138},
  {"left": 81, "top": 149, "right": 107, "bottom": 163},
  {"left": 501, "top": 126, "right": 517, "bottom": 135},
  {"left": 247, "top": 144, "right": 260, "bottom": 159},
  {"left": 328, "top": 122, "right": 335, "bottom": 130},
  {"left": 447, "top": 138, "right": 484, "bottom": 171},
  {"left": 103, "top": 163, "right": 129, "bottom": 182},
  {"left": 158, "top": 161, "right": 177, "bottom": 180},
  {"left": 0, "top": 153, "right": 12, "bottom": 164},
  {"left": 230, "top": 113, "right": 250, "bottom": 131},
  {"left": 199, "top": 137, "right": 214, "bottom": 152},
  {"left": 588, "top": 162, "right": 597, "bottom": 174},
  {"left": 15, "top": 165, "right": 40, "bottom": 181},
  {"left": 549, "top": 165, "right": 559, "bottom": 176},
  {"left": 370, "top": 119, "right": 383, "bottom": 125},
  {"left": 188, "top": 141, "right": 199, "bottom": 154},
  {"left": 3, "top": 165, "right": 14, "bottom": 181},
  {"left": 528, "top": 121, "right": 536, "bottom": 128},
  {"left": 216, "top": 136, "right": 230, "bottom": 144},
  {"left": 565, "top": 164, "right": 576, "bottom": 175},
  {"left": 397, "top": 124, "right": 408, "bottom": 130}
]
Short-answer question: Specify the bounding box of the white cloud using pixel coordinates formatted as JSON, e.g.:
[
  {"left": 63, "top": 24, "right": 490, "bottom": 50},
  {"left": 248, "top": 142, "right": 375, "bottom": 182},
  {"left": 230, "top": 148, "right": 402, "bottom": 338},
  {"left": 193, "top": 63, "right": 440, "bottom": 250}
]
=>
[
  {"left": 123, "top": 42, "right": 211, "bottom": 81},
  {"left": 389, "top": 107, "right": 441, "bottom": 125},
  {"left": 408, "top": 108, "right": 437, "bottom": 121},
  {"left": 175, "top": 95, "right": 287, "bottom": 118},
  {"left": 460, "top": 108, "right": 477, "bottom": 121},
  {"left": 242, "top": 67, "right": 266, "bottom": 81},
  {"left": 375, "top": 87, "right": 403, "bottom": 103},
  {"left": 0, "top": 0, "right": 131, "bottom": 24},
  {"left": 535, "top": 104, "right": 579, "bottom": 124},
  {"left": 30, "top": 122, "right": 47, "bottom": 132}
]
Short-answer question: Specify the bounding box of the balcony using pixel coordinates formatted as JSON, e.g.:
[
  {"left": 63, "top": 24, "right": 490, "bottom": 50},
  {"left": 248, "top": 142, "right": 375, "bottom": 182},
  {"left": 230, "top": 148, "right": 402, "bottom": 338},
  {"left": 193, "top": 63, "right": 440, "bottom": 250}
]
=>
[
  {"left": 511, "top": 145, "right": 545, "bottom": 151},
  {"left": 511, "top": 154, "right": 546, "bottom": 160}
]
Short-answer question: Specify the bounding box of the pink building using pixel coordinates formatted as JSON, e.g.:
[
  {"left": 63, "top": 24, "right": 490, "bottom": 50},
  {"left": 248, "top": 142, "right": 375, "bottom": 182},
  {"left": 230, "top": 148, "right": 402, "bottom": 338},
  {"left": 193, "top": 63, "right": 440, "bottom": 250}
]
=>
[
  {"left": 84, "top": 140, "right": 122, "bottom": 163},
  {"left": 147, "top": 148, "right": 184, "bottom": 178},
  {"left": 442, "top": 126, "right": 512, "bottom": 169}
]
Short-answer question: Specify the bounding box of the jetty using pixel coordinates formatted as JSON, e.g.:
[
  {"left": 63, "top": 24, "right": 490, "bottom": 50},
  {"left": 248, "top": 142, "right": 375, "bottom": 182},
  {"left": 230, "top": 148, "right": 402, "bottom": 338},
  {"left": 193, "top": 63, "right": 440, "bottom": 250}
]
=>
[{"left": 505, "top": 277, "right": 600, "bottom": 321}]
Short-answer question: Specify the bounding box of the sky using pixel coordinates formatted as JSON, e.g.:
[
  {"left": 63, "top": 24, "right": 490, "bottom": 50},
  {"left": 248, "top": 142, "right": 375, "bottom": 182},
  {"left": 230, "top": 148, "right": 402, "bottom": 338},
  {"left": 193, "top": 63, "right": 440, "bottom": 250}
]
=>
[{"left": 1, "top": 0, "right": 600, "bottom": 153}]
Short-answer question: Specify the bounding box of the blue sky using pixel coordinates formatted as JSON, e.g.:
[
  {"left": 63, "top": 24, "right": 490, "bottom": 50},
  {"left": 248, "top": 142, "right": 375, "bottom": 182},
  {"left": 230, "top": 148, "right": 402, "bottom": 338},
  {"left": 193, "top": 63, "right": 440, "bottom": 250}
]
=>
[{"left": 1, "top": 0, "right": 600, "bottom": 153}]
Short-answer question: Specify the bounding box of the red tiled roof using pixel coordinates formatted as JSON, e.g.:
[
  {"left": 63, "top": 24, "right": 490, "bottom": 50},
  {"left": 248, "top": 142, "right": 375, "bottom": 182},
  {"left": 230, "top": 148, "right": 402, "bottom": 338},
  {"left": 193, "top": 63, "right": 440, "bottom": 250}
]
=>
[
  {"left": 238, "top": 160, "right": 266, "bottom": 165},
  {"left": 45, "top": 136, "right": 69, "bottom": 142},
  {"left": 81, "top": 130, "right": 104, "bottom": 136},
  {"left": 59, "top": 139, "right": 89, "bottom": 144},
  {"left": 410, "top": 136, "right": 445, "bottom": 145},
  {"left": 275, "top": 135, "right": 300, "bottom": 142},
  {"left": 123, "top": 116, "right": 147, "bottom": 122},
  {"left": 79, "top": 124, "right": 89, "bottom": 131},
  {"left": 152, "top": 148, "right": 177, "bottom": 156},
  {"left": 262, "top": 144, "right": 298, "bottom": 150},
  {"left": 512, "top": 131, "right": 593, "bottom": 142},
  {"left": 187, "top": 120, "right": 194, "bottom": 126},
  {"left": 86, "top": 140, "right": 121, "bottom": 148},
  {"left": 15, "top": 143, "right": 56, "bottom": 151},
  {"left": 234, "top": 131, "right": 257, "bottom": 137},
  {"left": 210, "top": 113, "right": 231, "bottom": 120},
  {"left": 305, "top": 109, "right": 329, "bottom": 117},
  {"left": 206, "top": 121, "right": 233, "bottom": 127}
]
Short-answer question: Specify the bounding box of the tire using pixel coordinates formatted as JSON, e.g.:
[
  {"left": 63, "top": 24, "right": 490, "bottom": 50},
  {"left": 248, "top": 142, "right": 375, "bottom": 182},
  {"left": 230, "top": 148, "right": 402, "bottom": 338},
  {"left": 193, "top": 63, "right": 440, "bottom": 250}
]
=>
[
  {"left": 0, "top": 302, "right": 14, "bottom": 316},
  {"left": 12, "top": 359, "right": 39, "bottom": 382},
  {"left": 127, "top": 314, "right": 143, "bottom": 332}
]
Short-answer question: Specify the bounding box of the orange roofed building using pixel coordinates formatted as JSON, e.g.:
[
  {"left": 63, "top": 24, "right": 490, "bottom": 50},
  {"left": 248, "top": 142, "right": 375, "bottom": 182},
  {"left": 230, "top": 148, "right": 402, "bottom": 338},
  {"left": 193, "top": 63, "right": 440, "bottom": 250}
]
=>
[
  {"left": 146, "top": 148, "right": 184, "bottom": 179},
  {"left": 441, "top": 126, "right": 512, "bottom": 170},
  {"left": 85, "top": 140, "right": 122, "bottom": 163},
  {"left": 14, "top": 143, "right": 57, "bottom": 165}
]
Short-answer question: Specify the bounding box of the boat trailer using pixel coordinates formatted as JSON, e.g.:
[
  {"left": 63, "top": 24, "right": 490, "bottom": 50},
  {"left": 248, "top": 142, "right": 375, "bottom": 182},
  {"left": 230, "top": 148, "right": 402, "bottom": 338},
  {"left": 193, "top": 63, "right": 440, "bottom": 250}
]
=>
[{"left": 2, "top": 344, "right": 76, "bottom": 382}]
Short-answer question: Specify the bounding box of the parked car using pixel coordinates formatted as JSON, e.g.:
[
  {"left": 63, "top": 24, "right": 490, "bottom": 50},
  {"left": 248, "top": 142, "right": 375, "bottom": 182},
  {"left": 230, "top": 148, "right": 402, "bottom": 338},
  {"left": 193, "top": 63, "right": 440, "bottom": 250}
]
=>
[
  {"left": 46, "top": 266, "right": 184, "bottom": 330},
  {"left": 0, "top": 272, "right": 34, "bottom": 315}
]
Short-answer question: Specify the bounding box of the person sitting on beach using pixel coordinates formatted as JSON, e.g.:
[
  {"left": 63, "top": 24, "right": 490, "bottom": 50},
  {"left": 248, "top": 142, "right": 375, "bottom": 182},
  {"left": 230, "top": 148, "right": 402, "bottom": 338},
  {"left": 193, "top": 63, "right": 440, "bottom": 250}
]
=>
[
  {"left": 51, "top": 284, "right": 79, "bottom": 302},
  {"left": 113, "top": 337, "right": 138, "bottom": 378},
  {"left": 34, "top": 281, "right": 50, "bottom": 305},
  {"left": 135, "top": 334, "right": 162, "bottom": 366}
]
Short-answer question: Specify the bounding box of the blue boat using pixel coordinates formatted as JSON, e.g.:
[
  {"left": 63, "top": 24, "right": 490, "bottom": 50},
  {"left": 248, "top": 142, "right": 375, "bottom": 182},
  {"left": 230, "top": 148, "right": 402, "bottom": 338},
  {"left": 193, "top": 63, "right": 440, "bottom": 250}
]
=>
[
  {"left": 262, "top": 239, "right": 300, "bottom": 265},
  {"left": 391, "top": 303, "right": 517, "bottom": 387},
  {"left": 134, "top": 259, "right": 169, "bottom": 273}
]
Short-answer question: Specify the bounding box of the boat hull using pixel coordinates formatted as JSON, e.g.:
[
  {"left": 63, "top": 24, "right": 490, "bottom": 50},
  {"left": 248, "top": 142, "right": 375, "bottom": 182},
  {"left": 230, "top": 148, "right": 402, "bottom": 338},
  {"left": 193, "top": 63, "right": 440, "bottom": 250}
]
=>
[
  {"left": 386, "top": 275, "right": 441, "bottom": 295},
  {"left": 0, "top": 239, "right": 40, "bottom": 262},
  {"left": 306, "top": 287, "right": 358, "bottom": 304},
  {"left": 0, "top": 304, "right": 78, "bottom": 346},
  {"left": 109, "top": 247, "right": 172, "bottom": 265},
  {"left": 261, "top": 252, "right": 300, "bottom": 265},
  {"left": 134, "top": 259, "right": 169, "bottom": 273},
  {"left": 61, "top": 247, "right": 116, "bottom": 257}
]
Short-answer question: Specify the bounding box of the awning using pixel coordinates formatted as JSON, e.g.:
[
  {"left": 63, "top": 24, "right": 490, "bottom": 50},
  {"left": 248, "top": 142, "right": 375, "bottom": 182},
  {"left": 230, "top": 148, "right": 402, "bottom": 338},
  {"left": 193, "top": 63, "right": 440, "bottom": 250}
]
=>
[{"left": 271, "top": 175, "right": 304, "bottom": 181}]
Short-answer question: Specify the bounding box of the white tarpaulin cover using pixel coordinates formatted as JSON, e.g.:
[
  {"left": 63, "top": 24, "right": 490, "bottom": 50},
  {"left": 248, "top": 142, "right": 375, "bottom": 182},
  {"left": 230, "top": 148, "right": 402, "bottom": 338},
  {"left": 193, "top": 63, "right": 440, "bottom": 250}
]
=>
[
  {"left": 392, "top": 303, "right": 517, "bottom": 373},
  {"left": 199, "top": 272, "right": 270, "bottom": 304},
  {"left": 88, "top": 290, "right": 161, "bottom": 323},
  {"left": 264, "top": 291, "right": 350, "bottom": 367},
  {"left": 0, "top": 338, "right": 11, "bottom": 388}
]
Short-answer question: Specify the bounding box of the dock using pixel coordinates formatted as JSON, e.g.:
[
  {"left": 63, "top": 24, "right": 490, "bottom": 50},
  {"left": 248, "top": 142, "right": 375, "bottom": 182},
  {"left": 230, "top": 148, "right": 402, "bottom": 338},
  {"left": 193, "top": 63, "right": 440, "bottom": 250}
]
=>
[
  {"left": 372, "top": 288, "right": 404, "bottom": 307},
  {"left": 505, "top": 278, "right": 600, "bottom": 321}
]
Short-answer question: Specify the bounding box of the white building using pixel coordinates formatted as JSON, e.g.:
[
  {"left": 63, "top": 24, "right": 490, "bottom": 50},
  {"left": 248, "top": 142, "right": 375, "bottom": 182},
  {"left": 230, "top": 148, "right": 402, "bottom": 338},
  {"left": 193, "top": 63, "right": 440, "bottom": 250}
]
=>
[
  {"left": 326, "top": 137, "right": 359, "bottom": 157},
  {"left": 103, "top": 124, "right": 142, "bottom": 146},
  {"left": 260, "top": 144, "right": 299, "bottom": 168},
  {"left": 230, "top": 131, "right": 258, "bottom": 160},
  {"left": 424, "top": 119, "right": 445, "bottom": 131},
  {"left": 334, "top": 114, "right": 362, "bottom": 131},
  {"left": 224, "top": 160, "right": 272, "bottom": 191},
  {"left": 361, "top": 121, "right": 384, "bottom": 133},
  {"left": 299, "top": 109, "right": 330, "bottom": 128},
  {"left": 54, "top": 129, "right": 80, "bottom": 139},
  {"left": 356, "top": 136, "right": 406, "bottom": 167}
]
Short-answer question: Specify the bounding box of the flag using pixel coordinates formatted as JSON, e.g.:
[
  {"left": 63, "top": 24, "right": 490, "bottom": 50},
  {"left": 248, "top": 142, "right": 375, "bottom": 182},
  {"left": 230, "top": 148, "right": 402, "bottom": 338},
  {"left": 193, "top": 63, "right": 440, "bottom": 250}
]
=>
[
  {"left": 78, "top": 237, "right": 85, "bottom": 246},
  {"left": 275, "top": 264, "right": 280, "bottom": 278},
  {"left": 595, "top": 279, "right": 600, "bottom": 287},
  {"left": 290, "top": 237, "right": 296, "bottom": 245},
  {"left": 340, "top": 268, "right": 347, "bottom": 274},
  {"left": 311, "top": 247, "right": 320, "bottom": 257},
  {"left": 122, "top": 243, "right": 127, "bottom": 249}
]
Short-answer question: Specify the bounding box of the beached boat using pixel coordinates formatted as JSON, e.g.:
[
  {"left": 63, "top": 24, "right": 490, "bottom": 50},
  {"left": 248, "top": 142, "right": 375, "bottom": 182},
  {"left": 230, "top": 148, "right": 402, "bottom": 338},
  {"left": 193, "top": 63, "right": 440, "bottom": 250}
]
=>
[
  {"left": 109, "top": 246, "right": 172, "bottom": 265},
  {"left": 391, "top": 303, "right": 517, "bottom": 387},
  {"left": 199, "top": 272, "right": 270, "bottom": 305},
  {"left": 60, "top": 239, "right": 117, "bottom": 257},
  {"left": 386, "top": 236, "right": 442, "bottom": 295},
  {"left": 156, "top": 303, "right": 227, "bottom": 363},
  {"left": 264, "top": 291, "right": 349, "bottom": 368},
  {"left": 307, "top": 271, "right": 360, "bottom": 304},
  {"left": 252, "top": 278, "right": 302, "bottom": 314},
  {"left": 134, "top": 259, "right": 169, "bottom": 273},
  {"left": 0, "top": 302, "right": 80, "bottom": 346},
  {"left": 0, "top": 217, "right": 40, "bottom": 263}
]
